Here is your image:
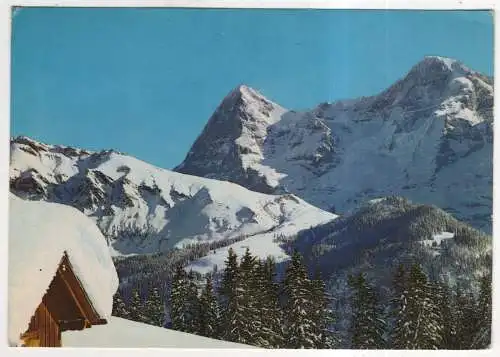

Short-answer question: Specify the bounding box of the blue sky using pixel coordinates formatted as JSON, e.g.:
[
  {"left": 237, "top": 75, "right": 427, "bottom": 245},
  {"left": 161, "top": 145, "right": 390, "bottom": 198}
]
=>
[{"left": 11, "top": 8, "right": 493, "bottom": 169}]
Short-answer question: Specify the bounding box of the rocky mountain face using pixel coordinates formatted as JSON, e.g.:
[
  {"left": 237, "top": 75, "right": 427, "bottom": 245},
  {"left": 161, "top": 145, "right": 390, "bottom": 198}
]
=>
[
  {"left": 10, "top": 136, "right": 336, "bottom": 256},
  {"left": 176, "top": 85, "right": 288, "bottom": 193},
  {"left": 175, "top": 57, "right": 493, "bottom": 232}
]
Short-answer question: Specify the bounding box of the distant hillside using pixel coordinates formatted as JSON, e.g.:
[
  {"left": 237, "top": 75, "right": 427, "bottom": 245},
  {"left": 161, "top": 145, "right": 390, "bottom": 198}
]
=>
[{"left": 288, "top": 196, "right": 491, "bottom": 344}]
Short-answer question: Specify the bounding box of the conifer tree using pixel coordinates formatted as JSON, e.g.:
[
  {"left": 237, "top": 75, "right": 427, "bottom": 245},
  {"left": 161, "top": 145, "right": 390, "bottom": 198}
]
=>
[
  {"left": 389, "top": 264, "right": 410, "bottom": 348},
  {"left": 219, "top": 248, "right": 238, "bottom": 310},
  {"left": 234, "top": 248, "right": 260, "bottom": 344},
  {"left": 253, "top": 257, "right": 285, "bottom": 348},
  {"left": 170, "top": 265, "right": 189, "bottom": 331},
  {"left": 420, "top": 277, "right": 444, "bottom": 349},
  {"left": 472, "top": 273, "right": 492, "bottom": 348},
  {"left": 283, "top": 251, "right": 318, "bottom": 348},
  {"left": 129, "top": 288, "right": 147, "bottom": 323},
  {"left": 311, "top": 269, "right": 337, "bottom": 348},
  {"left": 389, "top": 264, "right": 442, "bottom": 349},
  {"left": 198, "top": 276, "right": 219, "bottom": 338},
  {"left": 218, "top": 248, "right": 247, "bottom": 343},
  {"left": 185, "top": 271, "right": 201, "bottom": 334},
  {"left": 348, "top": 273, "right": 386, "bottom": 349},
  {"left": 145, "top": 286, "right": 164, "bottom": 327},
  {"left": 455, "top": 287, "right": 480, "bottom": 349},
  {"left": 112, "top": 290, "right": 130, "bottom": 319},
  {"left": 437, "top": 282, "right": 457, "bottom": 349}
]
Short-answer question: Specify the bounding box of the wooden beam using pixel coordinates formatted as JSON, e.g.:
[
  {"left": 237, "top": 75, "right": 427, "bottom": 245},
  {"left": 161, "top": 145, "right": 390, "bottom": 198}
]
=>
[
  {"left": 59, "top": 319, "right": 86, "bottom": 331},
  {"left": 57, "top": 266, "right": 91, "bottom": 328},
  {"left": 57, "top": 253, "right": 105, "bottom": 326},
  {"left": 43, "top": 273, "right": 83, "bottom": 323}
]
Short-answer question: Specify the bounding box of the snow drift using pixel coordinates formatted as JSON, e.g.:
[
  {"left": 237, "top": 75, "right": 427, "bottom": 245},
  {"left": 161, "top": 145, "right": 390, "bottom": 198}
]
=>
[
  {"left": 62, "top": 316, "right": 252, "bottom": 348},
  {"left": 8, "top": 194, "right": 119, "bottom": 346}
]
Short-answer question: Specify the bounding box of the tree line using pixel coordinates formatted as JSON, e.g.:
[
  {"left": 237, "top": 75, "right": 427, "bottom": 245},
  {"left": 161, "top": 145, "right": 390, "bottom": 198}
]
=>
[
  {"left": 112, "top": 247, "right": 491, "bottom": 349},
  {"left": 169, "top": 248, "right": 336, "bottom": 348},
  {"left": 348, "top": 264, "right": 491, "bottom": 349},
  {"left": 114, "top": 248, "right": 335, "bottom": 348},
  {"left": 113, "top": 234, "right": 250, "bottom": 302}
]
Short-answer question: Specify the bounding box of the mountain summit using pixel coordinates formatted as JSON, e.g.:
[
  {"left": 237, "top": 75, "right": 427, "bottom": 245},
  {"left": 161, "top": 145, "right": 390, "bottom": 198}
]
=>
[
  {"left": 175, "top": 84, "right": 287, "bottom": 193},
  {"left": 175, "top": 57, "right": 493, "bottom": 231}
]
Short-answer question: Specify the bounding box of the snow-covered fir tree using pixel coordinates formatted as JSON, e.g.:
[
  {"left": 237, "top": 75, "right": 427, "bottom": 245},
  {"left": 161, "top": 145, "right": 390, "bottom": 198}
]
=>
[
  {"left": 437, "top": 282, "right": 457, "bottom": 349},
  {"left": 473, "top": 273, "right": 492, "bottom": 348},
  {"left": 348, "top": 273, "right": 386, "bottom": 349},
  {"left": 283, "top": 251, "right": 320, "bottom": 348},
  {"left": 234, "top": 248, "right": 260, "bottom": 345},
  {"left": 311, "top": 269, "right": 337, "bottom": 348},
  {"left": 198, "top": 276, "right": 219, "bottom": 338},
  {"left": 424, "top": 278, "right": 445, "bottom": 348},
  {"left": 129, "top": 288, "right": 148, "bottom": 323},
  {"left": 170, "top": 265, "right": 189, "bottom": 331},
  {"left": 112, "top": 290, "right": 130, "bottom": 319},
  {"left": 389, "top": 264, "right": 442, "bottom": 349},
  {"left": 218, "top": 247, "right": 238, "bottom": 310},
  {"left": 455, "top": 287, "right": 480, "bottom": 349},
  {"left": 252, "top": 257, "right": 285, "bottom": 348},
  {"left": 145, "top": 286, "right": 165, "bottom": 327},
  {"left": 218, "top": 248, "right": 247, "bottom": 343},
  {"left": 184, "top": 271, "right": 201, "bottom": 334},
  {"left": 389, "top": 264, "right": 408, "bottom": 348}
]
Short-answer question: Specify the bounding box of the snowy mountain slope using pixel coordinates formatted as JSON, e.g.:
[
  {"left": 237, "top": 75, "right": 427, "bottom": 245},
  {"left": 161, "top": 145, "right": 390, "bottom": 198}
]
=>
[
  {"left": 185, "top": 195, "right": 330, "bottom": 274},
  {"left": 175, "top": 56, "right": 493, "bottom": 231},
  {"left": 10, "top": 136, "right": 336, "bottom": 256},
  {"left": 62, "top": 316, "right": 252, "bottom": 348}
]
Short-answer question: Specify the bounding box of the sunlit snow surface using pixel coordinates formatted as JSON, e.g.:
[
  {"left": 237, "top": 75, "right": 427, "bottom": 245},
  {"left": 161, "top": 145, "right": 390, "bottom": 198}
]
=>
[
  {"left": 62, "top": 317, "right": 251, "bottom": 348},
  {"left": 10, "top": 138, "right": 337, "bottom": 256},
  {"left": 420, "top": 231, "right": 455, "bottom": 247},
  {"left": 8, "top": 194, "right": 119, "bottom": 346},
  {"left": 186, "top": 203, "right": 336, "bottom": 274}
]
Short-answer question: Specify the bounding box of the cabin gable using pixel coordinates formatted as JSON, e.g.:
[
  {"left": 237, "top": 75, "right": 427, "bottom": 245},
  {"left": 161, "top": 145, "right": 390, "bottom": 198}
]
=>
[{"left": 21, "top": 252, "right": 107, "bottom": 347}]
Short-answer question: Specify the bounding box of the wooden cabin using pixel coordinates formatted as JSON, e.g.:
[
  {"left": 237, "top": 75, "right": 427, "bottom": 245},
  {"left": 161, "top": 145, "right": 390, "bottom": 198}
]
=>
[{"left": 20, "top": 252, "right": 107, "bottom": 347}]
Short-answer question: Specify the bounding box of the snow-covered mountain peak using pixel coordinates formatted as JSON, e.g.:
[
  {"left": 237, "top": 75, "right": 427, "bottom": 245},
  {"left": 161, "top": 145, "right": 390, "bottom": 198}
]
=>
[
  {"left": 230, "top": 84, "right": 266, "bottom": 102},
  {"left": 175, "top": 85, "right": 288, "bottom": 192},
  {"left": 219, "top": 84, "right": 287, "bottom": 124},
  {"left": 410, "top": 56, "right": 471, "bottom": 77},
  {"left": 177, "top": 57, "right": 493, "bottom": 231},
  {"left": 13, "top": 135, "right": 93, "bottom": 157}
]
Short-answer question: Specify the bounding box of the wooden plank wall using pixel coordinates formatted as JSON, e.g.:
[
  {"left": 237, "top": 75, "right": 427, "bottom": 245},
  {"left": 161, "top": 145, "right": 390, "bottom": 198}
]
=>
[
  {"left": 40, "top": 303, "right": 61, "bottom": 347},
  {"left": 24, "top": 303, "right": 61, "bottom": 347}
]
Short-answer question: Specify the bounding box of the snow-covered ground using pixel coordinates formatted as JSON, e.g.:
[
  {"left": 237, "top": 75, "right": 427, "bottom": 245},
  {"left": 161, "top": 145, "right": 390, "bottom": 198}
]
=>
[
  {"left": 420, "top": 231, "right": 455, "bottom": 248},
  {"left": 62, "top": 317, "right": 252, "bottom": 348},
  {"left": 186, "top": 202, "right": 336, "bottom": 274},
  {"left": 8, "top": 194, "right": 118, "bottom": 346}
]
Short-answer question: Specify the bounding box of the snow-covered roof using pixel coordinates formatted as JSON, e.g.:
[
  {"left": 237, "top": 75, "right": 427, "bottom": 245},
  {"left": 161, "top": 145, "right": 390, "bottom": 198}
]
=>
[
  {"left": 8, "top": 194, "right": 119, "bottom": 346},
  {"left": 62, "top": 317, "right": 253, "bottom": 348}
]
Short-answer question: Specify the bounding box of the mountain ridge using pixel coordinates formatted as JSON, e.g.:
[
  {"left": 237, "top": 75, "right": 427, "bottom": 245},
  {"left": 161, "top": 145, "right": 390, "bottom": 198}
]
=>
[
  {"left": 175, "top": 56, "right": 493, "bottom": 231},
  {"left": 10, "top": 135, "right": 336, "bottom": 257}
]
